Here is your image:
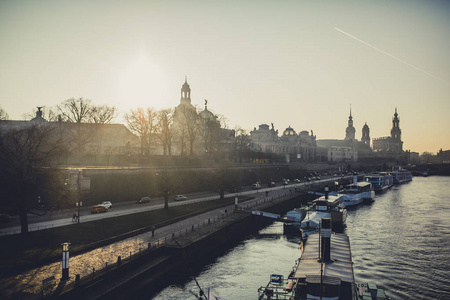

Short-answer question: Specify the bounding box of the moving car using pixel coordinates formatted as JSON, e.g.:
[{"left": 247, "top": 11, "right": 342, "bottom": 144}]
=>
[
  {"left": 99, "top": 201, "right": 112, "bottom": 209},
  {"left": 91, "top": 205, "right": 108, "bottom": 213},
  {"left": 252, "top": 183, "right": 261, "bottom": 190},
  {"left": 173, "top": 195, "right": 187, "bottom": 201},
  {"left": 137, "top": 197, "right": 151, "bottom": 204}
]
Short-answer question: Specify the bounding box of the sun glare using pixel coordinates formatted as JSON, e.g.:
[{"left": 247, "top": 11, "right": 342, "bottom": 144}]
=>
[{"left": 118, "top": 55, "right": 169, "bottom": 111}]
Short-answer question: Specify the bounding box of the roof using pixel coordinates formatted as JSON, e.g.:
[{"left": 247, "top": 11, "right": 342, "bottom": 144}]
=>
[{"left": 292, "top": 232, "right": 354, "bottom": 284}]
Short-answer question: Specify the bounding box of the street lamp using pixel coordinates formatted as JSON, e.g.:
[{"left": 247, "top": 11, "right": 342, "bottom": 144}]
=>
[
  {"left": 61, "top": 242, "right": 71, "bottom": 281},
  {"left": 76, "top": 169, "right": 82, "bottom": 223},
  {"left": 76, "top": 201, "right": 82, "bottom": 223}
]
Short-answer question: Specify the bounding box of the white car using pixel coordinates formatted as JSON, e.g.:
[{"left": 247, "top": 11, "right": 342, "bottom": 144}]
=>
[
  {"left": 99, "top": 201, "right": 112, "bottom": 209},
  {"left": 174, "top": 195, "right": 187, "bottom": 201}
]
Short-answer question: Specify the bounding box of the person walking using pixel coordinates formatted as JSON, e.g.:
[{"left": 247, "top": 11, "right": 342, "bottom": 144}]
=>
[
  {"left": 151, "top": 225, "right": 156, "bottom": 237},
  {"left": 72, "top": 213, "right": 77, "bottom": 222}
]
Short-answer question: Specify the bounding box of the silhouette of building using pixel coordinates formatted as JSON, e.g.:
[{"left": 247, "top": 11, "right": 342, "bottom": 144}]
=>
[
  {"left": 373, "top": 108, "right": 403, "bottom": 153},
  {"left": 344, "top": 107, "right": 356, "bottom": 141},
  {"left": 171, "top": 77, "right": 235, "bottom": 157},
  {"left": 361, "top": 122, "right": 370, "bottom": 147}
]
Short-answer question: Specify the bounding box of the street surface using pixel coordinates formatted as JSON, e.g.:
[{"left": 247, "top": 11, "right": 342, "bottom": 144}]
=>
[{"left": 0, "top": 175, "right": 344, "bottom": 236}]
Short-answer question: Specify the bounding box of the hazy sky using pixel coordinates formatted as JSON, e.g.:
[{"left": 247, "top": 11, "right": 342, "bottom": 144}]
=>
[{"left": 1, "top": 0, "right": 449, "bottom": 154}]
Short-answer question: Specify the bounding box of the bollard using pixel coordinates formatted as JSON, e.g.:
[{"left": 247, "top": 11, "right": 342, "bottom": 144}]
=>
[
  {"left": 148, "top": 242, "right": 151, "bottom": 251},
  {"left": 208, "top": 218, "right": 210, "bottom": 224},
  {"left": 192, "top": 225, "right": 194, "bottom": 231},
  {"left": 75, "top": 274, "right": 80, "bottom": 286},
  {"left": 117, "top": 256, "right": 122, "bottom": 266},
  {"left": 92, "top": 268, "right": 95, "bottom": 278},
  {"left": 172, "top": 233, "right": 175, "bottom": 240},
  {"left": 105, "top": 262, "right": 108, "bottom": 269}
]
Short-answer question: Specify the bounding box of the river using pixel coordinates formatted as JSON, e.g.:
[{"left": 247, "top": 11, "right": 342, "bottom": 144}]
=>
[{"left": 151, "top": 176, "right": 450, "bottom": 299}]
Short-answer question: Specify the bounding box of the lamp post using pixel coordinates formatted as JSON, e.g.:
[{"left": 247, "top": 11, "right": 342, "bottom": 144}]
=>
[
  {"left": 76, "top": 170, "right": 82, "bottom": 223},
  {"left": 76, "top": 201, "right": 82, "bottom": 223},
  {"left": 61, "top": 242, "right": 71, "bottom": 281}
]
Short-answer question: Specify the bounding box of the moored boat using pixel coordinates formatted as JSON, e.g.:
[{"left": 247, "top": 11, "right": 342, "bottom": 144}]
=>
[
  {"left": 392, "top": 170, "right": 413, "bottom": 184},
  {"left": 331, "top": 176, "right": 375, "bottom": 206},
  {"left": 258, "top": 218, "right": 391, "bottom": 300},
  {"left": 299, "top": 194, "right": 347, "bottom": 238},
  {"left": 364, "top": 173, "right": 393, "bottom": 193}
]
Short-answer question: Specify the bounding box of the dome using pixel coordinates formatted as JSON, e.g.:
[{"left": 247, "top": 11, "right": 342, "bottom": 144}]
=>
[
  {"left": 199, "top": 108, "right": 215, "bottom": 120},
  {"left": 283, "top": 126, "right": 297, "bottom": 136}
]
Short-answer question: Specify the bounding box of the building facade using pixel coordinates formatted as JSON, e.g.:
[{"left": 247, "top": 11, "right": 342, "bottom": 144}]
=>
[
  {"left": 249, "top": 124, "right": 316, "bottom": 162},
  {"left": 373, "top": 108, "right": 403, "bottom": 153}
]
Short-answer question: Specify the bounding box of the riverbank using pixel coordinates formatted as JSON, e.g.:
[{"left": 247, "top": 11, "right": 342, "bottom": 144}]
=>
[
  {"left": 0, "top": 196, "right": 239, "bottom": 279},
  {"left": 60, "top": 191, "right": 316, "bottom": 300}
]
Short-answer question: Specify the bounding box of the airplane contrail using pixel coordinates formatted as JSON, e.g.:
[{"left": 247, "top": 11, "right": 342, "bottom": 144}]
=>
[{"left": 334, "top": 27, "right": 448, "bottom": 85}]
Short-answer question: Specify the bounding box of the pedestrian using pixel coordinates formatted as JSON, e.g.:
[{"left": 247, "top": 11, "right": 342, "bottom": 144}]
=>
[
  {"left": 151, "top": 225, "right": 155, "bottom": 237},
  {"left": 72, "top": 213, "right": 76, "bottom": 222}
]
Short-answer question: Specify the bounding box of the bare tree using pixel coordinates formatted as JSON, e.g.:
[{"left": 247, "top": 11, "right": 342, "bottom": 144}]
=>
[
  {"left": 56, "top": 98, "right": 116, "bottom": 153},
  {"left": 90, "top": 105, "right": 117, "bottom": 124},
  {"left": 209, "top": 161, "right": 234, "bottom": 199},
  {"left": 235, "top": 127, "right": 256, "bottom": 164},
  {"left": 124, "top": 107, "right": 157, "bottom": 157},
  {"left": 0, "top": 106, "right": 10, "bottom": 120},
  {"left": 0, "top": 122, "right": 67, "bottom": 234},
  {"left": 179, "top": 106, "right": 200, "bottom": 156},
  {"left": 156, "top": 108, "right": 174, "bottom": 155},
  {"left": 199, "top": 115, "right": 221, "bottom": 156},
  {"left": 57, "top": 98, "right": 94, "bottom": 123}
]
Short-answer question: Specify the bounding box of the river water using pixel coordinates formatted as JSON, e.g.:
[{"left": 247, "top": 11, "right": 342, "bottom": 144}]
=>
[{"left": 152, "top": 176, "right": 450, "bottom": 299}]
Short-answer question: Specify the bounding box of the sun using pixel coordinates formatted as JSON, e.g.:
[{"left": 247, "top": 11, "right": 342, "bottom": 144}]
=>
[{"left": 118, "top": 55, "right": 169, "bottom": 111}]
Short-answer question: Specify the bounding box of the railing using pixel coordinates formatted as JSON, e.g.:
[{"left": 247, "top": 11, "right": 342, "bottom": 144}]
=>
[{"left": 51, "top": 190, "right": 294, "bottom": 296}]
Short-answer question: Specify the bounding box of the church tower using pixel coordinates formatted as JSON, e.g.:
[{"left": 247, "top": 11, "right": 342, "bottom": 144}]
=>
[
  {"left": 389, "top": 108, "right": 403, "bottom": 152},
  {"left": 180, "top": 76, "right": 191, "bottom": 106},
  {"left": 345, "top": 107, "right": 356, "bottom": 141},
  {"left": 361, "top": 122, "right": 370, "bottom": 147}
]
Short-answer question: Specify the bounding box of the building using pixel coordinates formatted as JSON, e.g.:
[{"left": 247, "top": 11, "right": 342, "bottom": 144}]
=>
[
  {"left": 373, "top": 108, "right": 403, "bottom": 153},
  {"left": 344, "top": 108, "right": 356, "bottom": 141},
  {"left": 249, "top": 124, "right": 316, "bottom": 163},
  {"left": 172, "top": 78, "right": 235, "bottom": 157},
  {"left": 0, "top": 107, "right": 140, "bottom": 165},
  {"left": 328, "top": 146, "right": 358, "bottom": 162}
]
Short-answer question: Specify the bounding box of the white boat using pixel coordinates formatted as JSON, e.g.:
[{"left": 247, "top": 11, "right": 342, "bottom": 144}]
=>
[
  {"left": 331, "top": 177, "right": 375, "bottom": 207},
  {"left": 300, "top": 195, "right": 347, "bottom": 238}
]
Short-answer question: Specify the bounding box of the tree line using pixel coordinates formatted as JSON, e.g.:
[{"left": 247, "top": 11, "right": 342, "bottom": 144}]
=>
[{"left": 0, "top": 99, "right": 259, "bottom": 234}]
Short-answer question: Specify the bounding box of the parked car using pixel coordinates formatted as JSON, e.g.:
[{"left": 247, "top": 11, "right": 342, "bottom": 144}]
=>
[
  {"left": 137, "top": 197, "right": 151, "bottom": 204},
  {"left": 91, "top": 205, "right": 108, "bottom": 214},
  {"left": 174, "top": 195, "right": 187, "bottom": 201},
  {"left": 268, "top": 181, "right": 276, "bottom": 187},
  {"left": 99, "top": 201, "right": 112, "bottom": 209},
  {"left": 282, "top": 179, "right": 290, "bottom": 185},
  {"left": 293, "top": 178, "right": 301, "bottom": 183}
]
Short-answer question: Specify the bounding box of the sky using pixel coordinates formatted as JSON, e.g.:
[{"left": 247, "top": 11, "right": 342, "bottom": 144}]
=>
[{"left": 1, "top": 0, "right": 449, "bottom": 154}]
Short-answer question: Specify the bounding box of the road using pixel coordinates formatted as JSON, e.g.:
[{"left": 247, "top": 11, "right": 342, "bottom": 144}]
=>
[{"left": 0, "top": 175, "right": 346, "bottom": 236}]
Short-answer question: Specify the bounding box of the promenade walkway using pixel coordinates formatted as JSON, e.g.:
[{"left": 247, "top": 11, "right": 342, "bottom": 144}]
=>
[{"left": 0, "top": 187, "right": 300, "bottom": 299}]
